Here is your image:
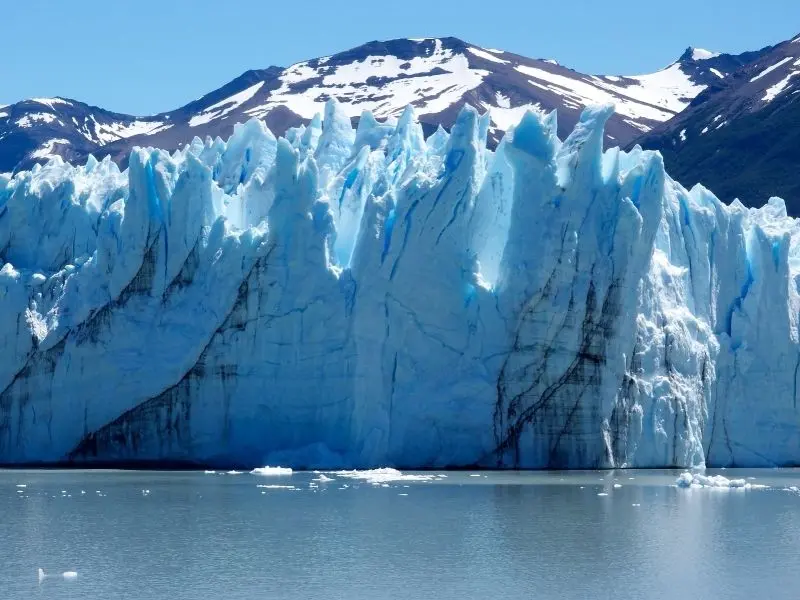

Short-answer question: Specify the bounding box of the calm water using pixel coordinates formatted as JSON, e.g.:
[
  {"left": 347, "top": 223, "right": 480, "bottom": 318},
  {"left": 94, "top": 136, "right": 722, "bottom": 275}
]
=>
[{"left": 2, "top": 468, "right": 800, "bottom": 599}]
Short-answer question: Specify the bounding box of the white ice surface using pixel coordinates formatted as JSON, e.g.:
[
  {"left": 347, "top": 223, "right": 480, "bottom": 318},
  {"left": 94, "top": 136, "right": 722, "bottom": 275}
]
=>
[
  {"left": 251, "top": 466, "right": 293, "bottom": 476},
  {"left": 2, "top": 100, "right": 800, "bottom": 470}
]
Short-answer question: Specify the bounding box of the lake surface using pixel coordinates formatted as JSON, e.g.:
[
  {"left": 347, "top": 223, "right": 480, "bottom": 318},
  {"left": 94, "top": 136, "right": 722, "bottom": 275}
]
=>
[{"left": 2, "top": 468, "right": 800, "bottom": 599}]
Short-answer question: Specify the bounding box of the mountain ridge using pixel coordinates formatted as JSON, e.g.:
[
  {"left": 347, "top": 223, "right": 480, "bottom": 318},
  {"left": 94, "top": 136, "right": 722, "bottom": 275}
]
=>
[
  {"left": 0, "top": 36, "right": 767, "bottom": 174},
  {"left": 632, "top": 35, "right": 800, "bottom": 213}
]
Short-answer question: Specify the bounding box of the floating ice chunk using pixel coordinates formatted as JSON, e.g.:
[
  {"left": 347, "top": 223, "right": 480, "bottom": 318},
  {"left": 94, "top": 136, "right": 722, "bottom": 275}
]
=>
[
  {"left": 597, "top": 493, "right": 609, "bottom": 497},
  {"left": 226, "top": 470, "right": 242, "bottom": 475},
  {"left": 250, "top": 466, "right": 293, "bottom": 476},
  {"left": 204, "top": 470, "right": 216, "bottom": 474},
  {"left": 676, "top": 472, "right": 767, "bottom": 489},
  {"left": 613, "top": 484, "right": 622, "bottom": 489},
  {"left": 314, "top": 474, "right": 333, "bottom": 482},
  {"left": 332, "top": 468, "right": 437, "bottom": 484},
  {"left": 632, "top": 503, "right": 641, "bottom": 507},
  {"left": 16, "top": 484, "right": 26, "bottom": 488},
  {"left": 38, "top": 569, "right": 77, "bottom": 582},
  {"left": 256, "top": 484, "right": 296, "bottom": 490},
  {"left": 398, "top": 493, "right": 408, "bottom": 496},
  {"left": 469, "top": 474, "right": 481, "bottom": 477}
]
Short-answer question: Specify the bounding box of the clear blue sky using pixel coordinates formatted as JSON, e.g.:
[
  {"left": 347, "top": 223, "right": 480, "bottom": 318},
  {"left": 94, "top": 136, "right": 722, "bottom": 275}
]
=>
[{"left": 4, "top": 0, "right": 799, "bottom": 115}]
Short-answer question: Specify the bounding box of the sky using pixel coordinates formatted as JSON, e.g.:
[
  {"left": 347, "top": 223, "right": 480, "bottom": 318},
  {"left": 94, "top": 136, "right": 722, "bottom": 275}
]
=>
[{"left": 3, "top": 0, "right": 800, "bottom": 115}]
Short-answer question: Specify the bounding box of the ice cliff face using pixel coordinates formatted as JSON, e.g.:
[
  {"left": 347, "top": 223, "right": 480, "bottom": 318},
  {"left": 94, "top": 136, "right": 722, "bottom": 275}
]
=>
[{"left": 1, "top": 100, "right": 798, "bottom": 469}]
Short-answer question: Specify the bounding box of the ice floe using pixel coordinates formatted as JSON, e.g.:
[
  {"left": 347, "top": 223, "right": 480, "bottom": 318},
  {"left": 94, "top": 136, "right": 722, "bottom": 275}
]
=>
[
  {"left": 332, "top": 468, "right": 438, "bottom": 484},
  {"left": 676, "top": 472, "right": 769, "bottom": 489},
  {"left": 250, "top": 466, "right": 293, "bottom": 476}
]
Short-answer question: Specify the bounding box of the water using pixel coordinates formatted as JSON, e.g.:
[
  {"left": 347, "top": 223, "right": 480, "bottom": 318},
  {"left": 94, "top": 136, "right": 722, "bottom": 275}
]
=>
[{"left": 3, "top": 468, "right": 800, "bottom": 600}]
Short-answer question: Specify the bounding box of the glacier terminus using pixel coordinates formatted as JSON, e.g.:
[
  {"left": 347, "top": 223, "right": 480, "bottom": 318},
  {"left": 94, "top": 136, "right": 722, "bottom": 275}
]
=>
[{"left": 1, "top": 99, "right": 798, "bottom": 469}]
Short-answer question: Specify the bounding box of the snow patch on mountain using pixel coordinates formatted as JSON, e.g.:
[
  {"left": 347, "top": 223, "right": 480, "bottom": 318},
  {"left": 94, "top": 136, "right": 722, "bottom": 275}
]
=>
[
  {"left": 246, "top": 39, "right": 487, "bottom": 120},
  {"left": 516, "top": 65, "right": 676, "bottom": 121},
  {"left": 751, "top": 56, "right": 794, "bottom": 82},
  {"left": 189, "top": 81, "right": 265, "bottom": 127},
  {"left": 30, "top": 138, "right": 71, "bottom": 159},
  {"left": 763, "top": 71, "right": 800, "bottom": 102},
  {"left": 89, "top": 118, "right": 168, "bottom": 144},
  {"left": 467, "top": 47, "right": 509, "bottom": 64},
  {"left": 30, "top": 97, "right": 73, "bottom": 109},
  {"left": 16, "top": 113, "right": 59, "bottom": 128},
  {"left": 691, "top": 48, "right": 720, "bottom": 61},
  {"left": 626, "top": 63, "right": 707, "bottom": 111}
]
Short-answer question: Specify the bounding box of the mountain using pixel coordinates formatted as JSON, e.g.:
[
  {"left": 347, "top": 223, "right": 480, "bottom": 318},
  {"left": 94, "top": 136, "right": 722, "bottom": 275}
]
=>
[
  {"left": 1, "top": 100, "right": 799, "bottom": 469},
  {"left": 634, "top": 36, "right": 800, "bottom": 213},
  {"left": 1, "top": 37, "right": 750, "bottom": 174}
]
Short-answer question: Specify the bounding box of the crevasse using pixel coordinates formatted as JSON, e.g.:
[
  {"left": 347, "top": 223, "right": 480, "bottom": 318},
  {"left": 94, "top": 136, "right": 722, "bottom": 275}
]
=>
[{"left": 1, "top": 100, "right": 798, "bottom": 469}]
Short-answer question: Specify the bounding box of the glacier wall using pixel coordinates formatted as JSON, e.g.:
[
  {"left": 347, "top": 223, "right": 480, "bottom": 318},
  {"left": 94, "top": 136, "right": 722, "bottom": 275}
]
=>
[{"left": 1, "top": 100, "right": 799, "bottom": 469}]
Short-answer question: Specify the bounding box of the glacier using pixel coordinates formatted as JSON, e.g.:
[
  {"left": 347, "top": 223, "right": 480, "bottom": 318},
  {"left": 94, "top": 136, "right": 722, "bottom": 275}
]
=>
[{"left": 1, "top": 98, "right": 799, "bottom": 469}]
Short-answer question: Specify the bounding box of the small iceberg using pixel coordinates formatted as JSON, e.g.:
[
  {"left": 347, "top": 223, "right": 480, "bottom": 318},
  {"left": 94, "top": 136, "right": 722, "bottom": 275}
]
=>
[
  {"left": 332, "top": 468, "right": 437, "bottom": 484},
  {"left": 251, "top": 466, "right": 293, "bottom": 476},
  {"left": 38, "top": 568, "right": 77, "bottom": 582},
  {"left": 676, "top": 472, "right": 769, "bottom": 489}
]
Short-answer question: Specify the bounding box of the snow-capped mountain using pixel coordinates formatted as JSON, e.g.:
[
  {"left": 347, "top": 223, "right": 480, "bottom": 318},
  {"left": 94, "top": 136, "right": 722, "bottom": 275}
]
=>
[
  {"left": 0, "top": 97, "right": 175, "bottom": 174},
  {"left": 2, "top": 100, "right": 799, "bottom": 469},
  {"left": 635, "top": 36, "right": 800, "bottom": 212},
  {"left": 0, "top": 37, "right": 756, "bottom": 173}
]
